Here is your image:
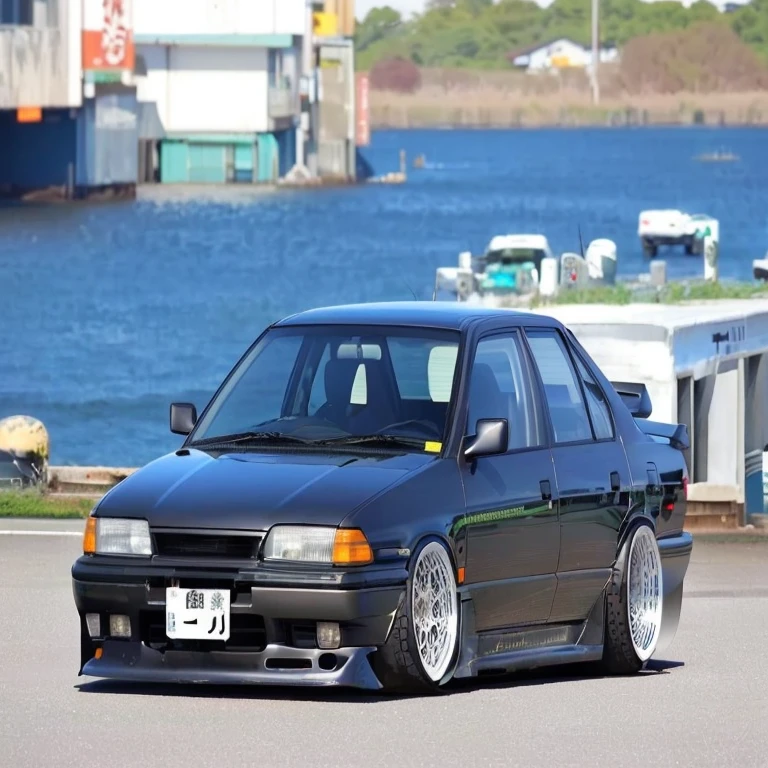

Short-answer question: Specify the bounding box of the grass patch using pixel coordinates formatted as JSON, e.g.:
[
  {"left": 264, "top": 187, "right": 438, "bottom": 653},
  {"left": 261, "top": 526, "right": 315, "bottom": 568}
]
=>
[
  {"left": 531, "top": 280, "right": 768, "bottom": 307},
  {"left": 0, "top": 491, "right": 94, "bottom": 519}
]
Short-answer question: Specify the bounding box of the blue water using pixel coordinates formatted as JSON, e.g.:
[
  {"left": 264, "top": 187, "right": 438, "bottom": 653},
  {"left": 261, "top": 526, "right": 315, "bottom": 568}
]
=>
[{"left": 2, "top": 127, "right": 767, "bottom": 466}]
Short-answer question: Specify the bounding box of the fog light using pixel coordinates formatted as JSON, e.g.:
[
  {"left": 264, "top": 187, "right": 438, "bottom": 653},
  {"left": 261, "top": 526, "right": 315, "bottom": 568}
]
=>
[
  {"left": 109, "top": 614, "right": 131, "bottom": 638},
  {"left": 316, "top": 621, "right": 341, "bottom": 650},
  {"left": 85, "top": 613, "right": 101, "bottom": 637}
]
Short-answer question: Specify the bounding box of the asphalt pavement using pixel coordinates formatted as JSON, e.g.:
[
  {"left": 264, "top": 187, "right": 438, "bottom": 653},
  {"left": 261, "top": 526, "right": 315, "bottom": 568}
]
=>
[{"left": 1, "top": 521, "right": 767, "bottom": 768}]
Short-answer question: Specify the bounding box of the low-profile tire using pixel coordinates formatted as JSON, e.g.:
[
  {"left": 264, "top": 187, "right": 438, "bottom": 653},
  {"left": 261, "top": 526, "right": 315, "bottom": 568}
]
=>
[
  {"left": 601, "top": 523, "right": 664, "bottom": 675},
  {"left": 371, "top": 539, "right": 460, "bottom": 695},
  {"left": 642, "top": 240, "right": 658, "bottom": 259}
]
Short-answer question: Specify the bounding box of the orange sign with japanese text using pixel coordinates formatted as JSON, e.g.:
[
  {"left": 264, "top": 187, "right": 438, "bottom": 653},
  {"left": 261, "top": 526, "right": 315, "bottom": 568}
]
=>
[{"left": 82, "top": 0, "right": 134, "bottom": 71}]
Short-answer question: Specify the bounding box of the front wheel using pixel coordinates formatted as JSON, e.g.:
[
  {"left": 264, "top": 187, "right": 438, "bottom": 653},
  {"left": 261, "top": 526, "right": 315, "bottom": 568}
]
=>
[
  {"left": 601, "top": 523, "right": 664, "bottom": 674},
  {"left": 372, "top": 539, "right": 460, "bottom": 694}
]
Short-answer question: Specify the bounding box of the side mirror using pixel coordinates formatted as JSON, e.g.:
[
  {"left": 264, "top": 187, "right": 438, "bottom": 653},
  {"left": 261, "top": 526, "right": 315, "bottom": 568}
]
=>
[
  {"left": 170, "top": 402, "right": 197, "bottom": 435},
  {"left": 464, "top": 418, "right": 508, "bottom": 460}
]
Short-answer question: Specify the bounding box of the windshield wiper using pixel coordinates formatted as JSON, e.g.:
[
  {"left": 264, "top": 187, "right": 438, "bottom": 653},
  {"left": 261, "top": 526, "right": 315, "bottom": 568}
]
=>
[
  {"left": 190, "top": 431, "right": 316, "bottom": 448},
  {"left": 317, "top": 434, "right": 430, "bottom": 450}
]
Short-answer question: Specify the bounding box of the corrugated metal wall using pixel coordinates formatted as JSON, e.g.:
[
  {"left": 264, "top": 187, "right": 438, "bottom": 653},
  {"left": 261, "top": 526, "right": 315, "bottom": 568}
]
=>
[
  {"left": 77, "top": 90, "right": 139, "bottom": 187},
  {"left": 92, "top": 91, "right": 139, "bottom": 186}
]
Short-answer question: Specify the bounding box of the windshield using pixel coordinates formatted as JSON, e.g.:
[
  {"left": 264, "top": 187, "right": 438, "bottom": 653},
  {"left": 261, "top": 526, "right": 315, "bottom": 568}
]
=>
[
  {"left": 485, "top": 248, "right": 545, "bottom": 271},
  {"left": 190, "top": 325, "right": 462, "bottom": 450}
]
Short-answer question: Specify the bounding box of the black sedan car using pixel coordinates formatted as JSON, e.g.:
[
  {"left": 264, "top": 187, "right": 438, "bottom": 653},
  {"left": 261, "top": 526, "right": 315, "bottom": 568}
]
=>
[{"left": 72, "top": 302, "right": 693, "bottom": 694}]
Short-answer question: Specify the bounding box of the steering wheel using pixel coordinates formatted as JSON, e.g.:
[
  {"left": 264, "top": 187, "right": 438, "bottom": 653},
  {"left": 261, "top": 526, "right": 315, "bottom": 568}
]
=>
[
  {"left": 377, "top": 419, "right": 443, "bottom": 439},
  {"left": 247, "top": 415, "right": 348, "bottom": 438}
]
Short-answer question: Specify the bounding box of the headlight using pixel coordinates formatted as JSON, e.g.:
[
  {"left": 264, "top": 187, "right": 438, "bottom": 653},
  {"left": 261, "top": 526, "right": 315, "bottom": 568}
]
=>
[
  {"left": 83, "top": 516, "right": 152, "bottom": 556},
  {"left": 263, "top": 526, "right": 373, "bottom": 566}
]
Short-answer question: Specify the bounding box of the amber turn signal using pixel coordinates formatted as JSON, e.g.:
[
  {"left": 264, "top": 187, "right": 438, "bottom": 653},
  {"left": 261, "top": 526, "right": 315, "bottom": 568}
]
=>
[
  {"left": 332, "top": 528, "right": 373, "bottom": 566},
  {"left": 83, "top": 516, "right": 97, "bottom": 554}
]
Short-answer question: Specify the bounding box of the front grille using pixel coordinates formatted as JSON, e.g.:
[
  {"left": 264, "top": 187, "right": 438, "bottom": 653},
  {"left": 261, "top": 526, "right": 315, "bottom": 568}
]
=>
[{"left": 153, "top": 532, "right": 262, "bottom": 559}]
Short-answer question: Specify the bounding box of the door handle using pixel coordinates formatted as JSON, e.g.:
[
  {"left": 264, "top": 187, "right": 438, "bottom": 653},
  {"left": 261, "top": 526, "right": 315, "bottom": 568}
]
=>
[
  {"left": 540, "top": 479, "right": 552, "bottom": 501},
  {"left": 610, "top": 471, "right": 620, "bottom": 491}
]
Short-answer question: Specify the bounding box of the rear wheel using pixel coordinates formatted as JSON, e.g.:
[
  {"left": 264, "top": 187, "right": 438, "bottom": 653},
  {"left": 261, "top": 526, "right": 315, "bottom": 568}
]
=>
[
  {"left": 372, "top": 539, "right": 460, "bottom": 695},
  {"left": 601, "top": 523, "right": 663, "bottom": 674}
]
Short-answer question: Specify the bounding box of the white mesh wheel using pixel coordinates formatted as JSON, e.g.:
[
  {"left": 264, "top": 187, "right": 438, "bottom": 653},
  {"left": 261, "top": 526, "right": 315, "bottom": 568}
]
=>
[
  {"left": 627, "top": 525, "right": 664, "bottom": 662},
  {"left": 410, "top": 541, "right": 459, "bottom": 682}
]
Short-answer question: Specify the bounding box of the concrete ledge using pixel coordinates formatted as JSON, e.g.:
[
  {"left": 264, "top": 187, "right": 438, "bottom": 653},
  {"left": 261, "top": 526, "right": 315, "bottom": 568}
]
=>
[
  {"left": 687, "top": 482, "right": 744, "bottom": 504},
  {"left": 48, "top": 466, "right": 137, "bottom": 494}
]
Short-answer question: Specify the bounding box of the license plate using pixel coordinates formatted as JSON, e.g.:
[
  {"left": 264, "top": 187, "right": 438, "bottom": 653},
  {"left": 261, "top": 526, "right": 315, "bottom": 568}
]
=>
[{"left": 165, "top": 587, "right": 231, "bottom": 641}]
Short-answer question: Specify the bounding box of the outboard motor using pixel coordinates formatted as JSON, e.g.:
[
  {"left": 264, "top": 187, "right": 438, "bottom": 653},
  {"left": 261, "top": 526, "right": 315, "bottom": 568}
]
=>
[
  {"left": 585, "top": 239, "right": 618, "bottom": 285},
  {"left": 560, "top": 252, "right": 589, "bottom": 288}
]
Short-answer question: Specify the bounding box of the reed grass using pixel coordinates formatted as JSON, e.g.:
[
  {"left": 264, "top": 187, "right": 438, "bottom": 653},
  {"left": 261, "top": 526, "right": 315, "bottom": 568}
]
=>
[{"left": 370, "top": 71, "right": 768, "bottom": 128}]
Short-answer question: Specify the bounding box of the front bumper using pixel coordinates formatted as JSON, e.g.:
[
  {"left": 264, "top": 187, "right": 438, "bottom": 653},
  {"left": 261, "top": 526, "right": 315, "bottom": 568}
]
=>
[{"left": 72, "top": 557, "right": 406, "bottom": 690}]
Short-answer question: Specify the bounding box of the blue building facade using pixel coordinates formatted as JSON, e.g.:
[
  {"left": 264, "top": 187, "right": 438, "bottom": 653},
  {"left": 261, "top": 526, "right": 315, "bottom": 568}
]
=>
[{"left": 0, "top": 85, "right": 138, "bottom": 199}]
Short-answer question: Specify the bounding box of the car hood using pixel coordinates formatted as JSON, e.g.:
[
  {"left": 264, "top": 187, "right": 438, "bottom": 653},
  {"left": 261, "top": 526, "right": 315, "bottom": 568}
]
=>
[{"left": 94, "top": 448, "right": 433, "bottom": 530}]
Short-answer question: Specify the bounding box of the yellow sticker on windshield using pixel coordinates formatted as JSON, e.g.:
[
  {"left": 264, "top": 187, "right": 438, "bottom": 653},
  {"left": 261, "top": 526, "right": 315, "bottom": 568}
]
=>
[{"left": 424, "top": 441, "right": 442, "bottom": 453}]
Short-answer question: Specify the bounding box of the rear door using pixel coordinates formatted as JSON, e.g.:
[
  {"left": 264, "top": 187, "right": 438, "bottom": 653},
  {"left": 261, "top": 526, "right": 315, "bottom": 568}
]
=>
[
  {"left": 523, "top": 327, "right": 631, "bottom": 625},
  {"left": 459, "top": 329, "right": 560, "bottom": 633}
]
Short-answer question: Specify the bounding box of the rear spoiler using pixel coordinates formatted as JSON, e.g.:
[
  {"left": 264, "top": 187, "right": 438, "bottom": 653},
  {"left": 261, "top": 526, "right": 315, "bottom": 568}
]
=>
[
  {"left": 610, "top": 380, "right": 690, "bottom": 451},
  {"left": 610, "top": 381, "right": 652, "bottom": 419},
  {"left": 635, "top": 419, "right": 690, "bottom": 451}
]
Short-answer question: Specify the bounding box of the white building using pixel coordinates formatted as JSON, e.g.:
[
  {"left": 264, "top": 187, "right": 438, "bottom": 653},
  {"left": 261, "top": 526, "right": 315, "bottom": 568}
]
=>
[
  {"left": 132, "top": 0, "right": 310, "bottom": 184},
  {"left": 533, "top": 300, "right": 768, "bottom": 528},
  {"left": 510, "top": 38, "right": 619, "bottom": 73}
]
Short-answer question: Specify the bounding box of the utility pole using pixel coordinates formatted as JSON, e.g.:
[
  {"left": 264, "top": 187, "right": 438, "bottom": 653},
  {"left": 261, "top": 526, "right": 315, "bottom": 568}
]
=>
[{"left": 591, "top": 0, "right": 600, "bottom": 104}]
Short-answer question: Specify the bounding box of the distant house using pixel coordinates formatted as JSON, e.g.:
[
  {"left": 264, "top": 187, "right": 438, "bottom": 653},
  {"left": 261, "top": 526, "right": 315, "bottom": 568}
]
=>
[{"left": 508, "top": 38, "right": 619, "bottom": 73}]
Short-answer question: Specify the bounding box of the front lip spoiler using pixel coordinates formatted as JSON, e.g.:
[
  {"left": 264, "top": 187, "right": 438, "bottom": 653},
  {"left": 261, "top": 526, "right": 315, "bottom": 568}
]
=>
[{"left": 81, "top": 642, "right": 383, "bottom": 690}]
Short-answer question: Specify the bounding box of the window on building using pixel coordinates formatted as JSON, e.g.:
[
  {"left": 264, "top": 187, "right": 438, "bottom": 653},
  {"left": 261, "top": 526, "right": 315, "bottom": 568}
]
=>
[{"left": 1, "top": 0, "right": 33, "bottom": 24}]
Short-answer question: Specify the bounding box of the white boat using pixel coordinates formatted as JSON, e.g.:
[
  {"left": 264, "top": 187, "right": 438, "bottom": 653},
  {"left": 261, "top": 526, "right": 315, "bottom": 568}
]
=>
[
  {"left": 754, "top": 256, "right": 768, "bottom": 282},
  {"left": 638, "top": 209, "right": 718, "bottom": 258},
  {"left": 434, "top": 233, "right": 617, "bottom": 302}
]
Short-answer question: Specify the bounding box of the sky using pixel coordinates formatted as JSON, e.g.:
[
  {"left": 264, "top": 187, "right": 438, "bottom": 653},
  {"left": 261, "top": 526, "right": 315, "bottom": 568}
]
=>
[{"left": 354, "top": 0, "right": 736, "bottom": 20}]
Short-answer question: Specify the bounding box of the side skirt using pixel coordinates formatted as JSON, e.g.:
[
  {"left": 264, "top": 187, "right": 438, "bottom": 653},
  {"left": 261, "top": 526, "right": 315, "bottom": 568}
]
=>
[{"left": 453, "top": 589, "right": 606, "bottom": 679}]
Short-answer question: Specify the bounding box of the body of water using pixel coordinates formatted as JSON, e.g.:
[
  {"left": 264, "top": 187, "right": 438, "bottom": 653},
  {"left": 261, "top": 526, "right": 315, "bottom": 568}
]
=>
[{"left": 2, "top": 127, "right": 767, "bottom": 465}]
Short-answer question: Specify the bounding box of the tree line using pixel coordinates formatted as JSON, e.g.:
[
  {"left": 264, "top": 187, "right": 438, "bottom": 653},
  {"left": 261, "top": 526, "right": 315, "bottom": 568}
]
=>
[{"left": 354, "top": 0, "right": 768, "bottom": 74}]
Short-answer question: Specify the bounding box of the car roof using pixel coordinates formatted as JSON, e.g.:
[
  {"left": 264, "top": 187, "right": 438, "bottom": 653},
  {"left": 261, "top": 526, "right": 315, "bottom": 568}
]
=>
[{"left": 275, "top": 301, "right": 562, "bottom": 331}]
